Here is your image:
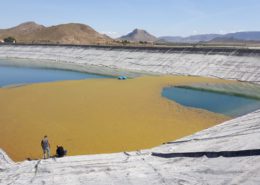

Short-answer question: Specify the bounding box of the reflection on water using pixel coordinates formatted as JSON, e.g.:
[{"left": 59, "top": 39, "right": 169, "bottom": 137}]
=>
[
  {"left": 0, "top": 65, "right": 109, "bottom": 87},
  {"left": 162, "top": 87, "right": 260, "bottom": 117}
]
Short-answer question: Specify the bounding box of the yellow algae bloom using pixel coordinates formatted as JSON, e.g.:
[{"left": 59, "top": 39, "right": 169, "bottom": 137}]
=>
[{"left": 0, "top": 76, "right": 229, "bottom": 161}]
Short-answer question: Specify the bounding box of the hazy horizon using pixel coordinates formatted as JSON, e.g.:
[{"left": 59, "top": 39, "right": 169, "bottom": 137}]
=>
[{"left": 1, "top": 0, "right": 260, "bottom": 38}]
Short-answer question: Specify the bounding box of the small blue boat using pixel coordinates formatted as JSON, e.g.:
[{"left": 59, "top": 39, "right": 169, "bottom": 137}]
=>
[{"left": 118, "top": 76, "right": 128, "bottom": 80}]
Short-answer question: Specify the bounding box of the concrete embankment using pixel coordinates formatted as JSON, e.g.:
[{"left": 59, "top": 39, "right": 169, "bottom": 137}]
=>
[{"left": 0, "top": 44, "right": 260, "bottom": 83}]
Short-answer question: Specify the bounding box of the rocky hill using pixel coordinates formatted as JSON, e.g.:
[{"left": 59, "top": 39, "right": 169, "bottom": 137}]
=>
[
  {"left": 0, "top": 22, "right": 113, "bottom": 45},
  {"left": 119, "top": 29, "right": 157, "bottom": 42}
]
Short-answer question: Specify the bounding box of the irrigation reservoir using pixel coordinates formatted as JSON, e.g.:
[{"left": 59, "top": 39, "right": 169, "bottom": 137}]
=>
[{"left": 0, "top": 45, "right": 260, "bottom": 161}]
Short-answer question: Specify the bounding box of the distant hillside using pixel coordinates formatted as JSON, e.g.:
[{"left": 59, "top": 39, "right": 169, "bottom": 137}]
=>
[
  {"left": 159, "top": 34, "right": 221, "bottom": 43},
  {"left": 219, "top": 31, "right": 260, "bottom": 41},
  {"left": 209, "top": 37, "right": 247, "bottom": 43},
  {"left": 158, "top": 36, "right": 183, "bottom": 43},
  {"left": 0, "top": 22, "right": 113, "bottom": 45},
  {"left": 119, "top": 29, "right": 157, "bottom": 42},
  {"left": 159, "top": 32, "right": 260, "bottom": 43}
]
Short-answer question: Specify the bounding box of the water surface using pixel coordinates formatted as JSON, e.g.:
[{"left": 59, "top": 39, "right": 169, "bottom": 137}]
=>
[
  {"left": 0, "top": 65, "right": 109, "bottom": 87},
  {"left": 162, "top": 87, "right": 260, "bottom": 117}
]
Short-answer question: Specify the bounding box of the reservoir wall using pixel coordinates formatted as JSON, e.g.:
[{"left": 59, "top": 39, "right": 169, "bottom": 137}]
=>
[{"left": 0, "top": 44, "right": 260, "bottom": 84}]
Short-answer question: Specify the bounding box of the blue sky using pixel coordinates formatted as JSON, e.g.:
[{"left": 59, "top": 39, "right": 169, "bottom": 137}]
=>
[{"left": 1, "top": 0, "right": 260, "bottom": 37}]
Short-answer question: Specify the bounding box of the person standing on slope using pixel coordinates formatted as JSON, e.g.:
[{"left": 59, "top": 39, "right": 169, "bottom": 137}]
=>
[{"left": 41, "top": 135, "right": 51, "bottom": 159}]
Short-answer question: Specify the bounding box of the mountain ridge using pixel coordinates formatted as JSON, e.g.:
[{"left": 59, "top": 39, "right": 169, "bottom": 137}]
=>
[
  {"left": 0, "top": 22, "right": 113, "bottom": 45},
  {"left": 1, "top": 22, "right": 260, "bottom": 45}
]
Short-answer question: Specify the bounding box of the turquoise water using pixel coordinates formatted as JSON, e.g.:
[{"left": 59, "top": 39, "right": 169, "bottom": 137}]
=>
[
  {"left": 0, "top": 65, "right": 110, "bottom": 87},
  {"left": 162, "top": 87, "right": 260, "bottom": 117}
]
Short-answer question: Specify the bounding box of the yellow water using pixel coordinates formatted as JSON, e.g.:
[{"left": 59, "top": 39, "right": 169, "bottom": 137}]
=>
[{"left": 0, "top": 76, "right": 230, "bottom": 161}]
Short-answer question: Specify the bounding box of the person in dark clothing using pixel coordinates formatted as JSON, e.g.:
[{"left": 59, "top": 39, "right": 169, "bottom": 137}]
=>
[
  {"left": 41, "top": 135, "right": 50, "bottom": 159},
  {"left": 56, "top": 145, "right": 67, "bottom": 158}
]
